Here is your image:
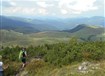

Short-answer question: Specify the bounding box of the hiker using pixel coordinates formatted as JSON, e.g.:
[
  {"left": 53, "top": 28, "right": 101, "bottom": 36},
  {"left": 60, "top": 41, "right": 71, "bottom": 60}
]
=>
[
  {"left": 0, "top": 55, "right": 3, "bottom": 76},
  {"left": 0, "top": 55, "right": 9, "bottom": 76},
  {"left": 19, "top": 48, "right": 27, "bottom": 68}
]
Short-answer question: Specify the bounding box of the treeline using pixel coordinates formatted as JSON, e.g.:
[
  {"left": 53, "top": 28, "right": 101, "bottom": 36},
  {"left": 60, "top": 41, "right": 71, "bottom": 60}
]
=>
[{"left": 0, "top": 38, "right": 105, "bottom": 67}]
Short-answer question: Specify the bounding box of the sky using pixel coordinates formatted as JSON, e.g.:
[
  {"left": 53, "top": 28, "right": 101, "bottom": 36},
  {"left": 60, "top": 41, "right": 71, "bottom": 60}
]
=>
[{"left": 0, "top": 0, "right": 105, "bottom": 18}]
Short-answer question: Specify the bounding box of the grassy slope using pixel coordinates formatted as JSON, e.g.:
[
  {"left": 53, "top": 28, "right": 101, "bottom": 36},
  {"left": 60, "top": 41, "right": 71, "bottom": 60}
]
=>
[
  {"left": 0, "top": 30, "right": 70, "bottom": 47},
  {"left": 18, "top": 59, "right": 105, "bottom": 76},
  {"left": 29, "top": 31, "right": 71, "bottom": 38},
  {"left": 0, "top": 30, "right": 31, "bottom": 46},
  {"left": 0, "top": 25, "right": 104, "bottom": 46},
  {"left": 71, "top": 26, "right": 104, "bottom": 41}
]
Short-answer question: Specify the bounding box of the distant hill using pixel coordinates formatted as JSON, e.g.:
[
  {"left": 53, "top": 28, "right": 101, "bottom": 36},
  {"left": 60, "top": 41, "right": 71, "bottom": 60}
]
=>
[
  {"left": 63, "top": 16, "right": 105, "bottom": 29},
  {"left": 29, "top": 24, "right": 105, "bottom": 41},
  {"left": 0, "top": 15, "right": 104, "bottom": 46},
  {"left": 0, "top": 30, "right": 70, "bottom": 47},
  {"left": 63, "top": 24, "right": 88, "bottom": 33},
  {"left": 0, "top": 16, "right": 58, "bottom": 33},
  {"left": 28, "top": 16, "right": 105, "bottom": 30},
  {"left": 0, "top": 30, "right": 33, "bottom": 46},
  {"left": 64, "top": 24, "right": 104, "bottom": 41},
  {"left": 2, "top": 16, "right": 104, "bottom": 31},
  {"left": 7, "top": 16, "right": 58, "bottom": 31},
  {"left": 31, "top": 16, "right": 105, "bottom": 30},
  {"left": 0, "top": 24, "right": 104, "bottom": 46},
  {"left": 0, "top": 16, "right": 40, "bottom": 33}
]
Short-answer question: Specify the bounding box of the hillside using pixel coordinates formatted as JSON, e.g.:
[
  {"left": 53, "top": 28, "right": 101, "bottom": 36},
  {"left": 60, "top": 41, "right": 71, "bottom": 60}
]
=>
[
  {"left": 0, "top": 30, "right": 70, "bottom": 47},
  {"left": 9, "top": 16, "right": 58, "bottom": 31},
  {"left": 0, "top": 16, "right": 58, "bottom": 33},
  {"left": 0, "top": 16, "right": 40, "bottom": 33},
  {"left": 0, "top": 24, "right": 104, "bottom": 47},
  {"left": 0, "top": 30, "right": 32, "bottom": 46},
  {"left": 29, "top": 31, "right": 71, "bottom": 38},
  {"left": 1, "top": 16, "right": 104, "bottom": 32},
  {"left": 1, "top": 40, "right": 105, "bottom": 76},
  {"left": 18, "top": 59, "right": 105, "bottom": 76},
  {"left": 63, "top": 16, "right": 105, "bottom": 29},
  {"left": 31, "top": 16, "right": 105, "bottom": 30},
  {"left": 64, "top": 24, "right": 104, "bottom": 41}
]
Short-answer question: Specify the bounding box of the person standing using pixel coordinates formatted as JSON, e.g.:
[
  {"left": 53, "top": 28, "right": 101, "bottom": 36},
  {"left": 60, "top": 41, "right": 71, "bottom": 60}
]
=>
[
  {"left": 0, "top": 55, "right": 3, "bottom": 76},
  {"left": 19, "top": 48, "right": 27, "bottom": 68}
]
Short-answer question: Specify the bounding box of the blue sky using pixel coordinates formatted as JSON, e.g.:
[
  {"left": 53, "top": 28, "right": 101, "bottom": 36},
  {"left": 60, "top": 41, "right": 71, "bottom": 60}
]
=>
[{"left": 0, "top": 0, "right": 104, "bottom": 18}]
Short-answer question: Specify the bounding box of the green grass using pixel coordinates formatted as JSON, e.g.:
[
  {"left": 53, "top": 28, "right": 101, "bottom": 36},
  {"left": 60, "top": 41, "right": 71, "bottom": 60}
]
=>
[
  {"left": 18, "top": 59, "right": 105, "bottom": 76},
  {"left": 0, "top": 30, "right": 71, "bottom": 47},
  {"left": 0, "top": 27, "right": 104, "bottom": 47},
  {"left": 29, "top": 31, "right": 71, "bottom": 38}
]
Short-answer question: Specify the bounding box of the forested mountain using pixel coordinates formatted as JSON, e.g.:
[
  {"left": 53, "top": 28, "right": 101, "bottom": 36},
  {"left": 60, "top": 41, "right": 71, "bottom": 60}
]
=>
[
  {"left": 30, "top": 16, "right": 105, "bottom": 30},
  {"left": 0, "top": 16, "right": 40, "bottom": 33},
  {"left": 64, "top": 24, "right": 104, "bottom": 41},
  {"left": 0, "top": 16, "right": 104, "bottom": 33},
  {"left": 0, "top": 15, "right": 104, "bottom": 46},
  {"left": 63, "top": 16, "right": 105, "bottom": 29},
  {"left": 0, "top": 24, "right": 104, "bottom": 47},
  {"left": 0, "top": 16, "right": 58, "bottom": 33}
]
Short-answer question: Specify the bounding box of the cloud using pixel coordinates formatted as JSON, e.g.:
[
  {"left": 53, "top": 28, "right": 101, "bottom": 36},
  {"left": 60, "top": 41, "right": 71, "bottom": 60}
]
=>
[
  {"left": 37, "top": 1, "right": 54, "bottom": 8},
  {"left": 3, "top": 7, "right": 36, "bottom": 15},
  {"left": 2, "top": 1, "right": 16, "bottom": 7},
  {"left": 9, "top": 1, "right": 16, "bottom": 6},
  {"left": 58, "top": 0, "right": 98, "bottom": 15},
  {"left": 1, "top": 0, "right": 103, "bottom": 17},
  {"left": 61, "top": 9, "right": 68, "bottom": 15},
  {"left": 37, "top": 2, "right": 48, "bottom": 8},
  {"left": 38, "top": 7, "right": 48, "bottom": 15},
  {"left": 3, "top": 7, "right": 47, "bottom": 16}
]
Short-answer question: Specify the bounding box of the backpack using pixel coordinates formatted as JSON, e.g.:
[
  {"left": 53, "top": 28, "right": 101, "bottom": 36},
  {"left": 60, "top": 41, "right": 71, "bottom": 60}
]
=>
[{"left": 22, "top": 51, "right": 26, "bottom": 57}]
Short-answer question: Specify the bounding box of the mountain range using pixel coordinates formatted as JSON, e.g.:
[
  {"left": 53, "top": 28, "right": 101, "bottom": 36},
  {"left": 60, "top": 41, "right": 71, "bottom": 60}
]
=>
[
  {"left": 0, "top": 23, "right": 104, "bottom": 46},
  {"left": 0, "top": 16, "right": 58, "bottom": 33},
  {"left": 0, "top": 16, "right": 105, "bottom": 34},
  {"left": 0, "top": 15, "right": 104, "bottom": 46},
  {"left": 63, "top": 24, "right": 104, "bottom": 41}
]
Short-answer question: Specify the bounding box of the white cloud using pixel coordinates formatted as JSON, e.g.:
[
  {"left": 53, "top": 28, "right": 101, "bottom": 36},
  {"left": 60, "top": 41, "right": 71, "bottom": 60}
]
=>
[
  {"left": 37, "top": 1, "right": 54, "bottom": 8},
  {"left": 61, "top": 9, "right": 68, "bottom": 15},
  {"left": 37, "top": 2, "right": 47, "bottom": 8},
  {"left": 3, "top": 7, "right": 36, "bottom": 15},
  {"left": 59, "top": 0, "right": 98, "bottom": 15},
  {"left": 2, "top": 1, "right": 16, "bottom": 7},
  {"left": 2, "top": 0, "right": 102, "bottom": 17},
  {"left": 22, "top": 8, "right": 36, "bottom": 15},
  {"left": 3, "top": 6, "right": 48, "bottom": 16},
  {"left": 9, "top": 1, "right": 16, "bottom": 6},
  {"left": 38, "top": 8, "right": 48, "bottom": 15}
]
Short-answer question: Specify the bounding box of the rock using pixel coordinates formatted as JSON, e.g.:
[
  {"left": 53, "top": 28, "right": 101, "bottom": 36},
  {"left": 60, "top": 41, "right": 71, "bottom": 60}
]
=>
[
  {"left": 78, "top": 61, "right": 90, "bottom": 71},
  {"left": 78, "top": 61, "right": 100, "bottom": 74}
]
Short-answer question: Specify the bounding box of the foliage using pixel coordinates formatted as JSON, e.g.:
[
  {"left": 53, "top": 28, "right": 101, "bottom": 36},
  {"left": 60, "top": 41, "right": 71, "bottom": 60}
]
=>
[{"left": 0, "top": 39, "right": 105, "bottom": 75}]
